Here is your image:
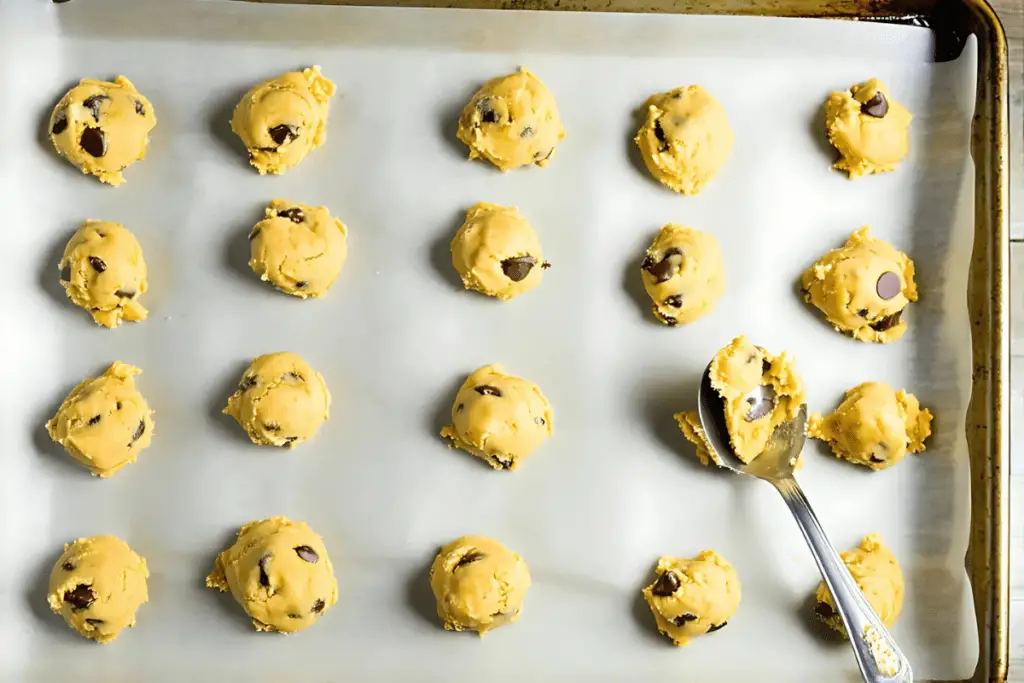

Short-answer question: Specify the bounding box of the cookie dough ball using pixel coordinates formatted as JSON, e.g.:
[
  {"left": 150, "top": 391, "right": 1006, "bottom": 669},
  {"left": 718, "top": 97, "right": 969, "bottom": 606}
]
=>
[
  {"left": 457, "top": 68, "right": 565, "bottom": 172},
  {"left": 47, "top": 535, "right": 149, "bottom": 643},
  {"left": 58, "top": 220, "right": 148, "bottom": 328},
  {"left": 206, "top": 516, "right": 337, "bottom": 633},
  {"left": 440, "top": 364, "right": 553, "bottom": 470},
  {"left": 429, "top": 535, "right": 531, "bottom": 635},
  {"left": 801, "top": 226, "right": 918, "bottom": 343},
  {"left": 46, "top": 362, "right": 155, "bottom": 477},
  {"left": 635, "top": 85, "right": 733, "bottom": 195},
  {"left": 708, "top": 336, "right": 806, "bottom": 464},
  {"left": 808, "top": 382, "right": 932, "bottom": 470},
  {"left": 825, "top": 79, "right": 913, "bottom": 178},
  {"left": 642, "top": 550, "right": 741, "bottom": 646},
  {"left": 249, "top": 199, "right": 348, "bottom": 298},
  {"left": 641, "top": 224, "right": 725, "bottom": 326},
  {"left": 49, "top": 75, "right": 156, "bottom": 186},
  {"left": 451, "top": 203, "right": 548, "bottom": 300},
  {"left": 223, "top": 352, "right": 330, "bottom": 448},
  {"left": 814, "top": 534, "right": 903, "bottom": 634},
  {"left": 231, "top": 66, "right": 336, "bottom": 175}
]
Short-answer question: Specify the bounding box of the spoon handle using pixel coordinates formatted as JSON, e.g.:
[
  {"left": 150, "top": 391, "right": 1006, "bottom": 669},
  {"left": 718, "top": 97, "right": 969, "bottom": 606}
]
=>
[{"left": 773, "top": 476, "right": 913, "bottom": 683}]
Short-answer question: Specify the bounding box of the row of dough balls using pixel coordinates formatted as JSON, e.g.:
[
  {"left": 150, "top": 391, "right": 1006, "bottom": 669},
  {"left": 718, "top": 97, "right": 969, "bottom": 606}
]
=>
[
  {"left": 48, "top": 523, "right": 903, "bottom": 646},
  {"left": 48, "top": 67, "right": 912, "bottom": 188},
  {"left": 54, "top": 210, "right": 916, "bottom": 344}
]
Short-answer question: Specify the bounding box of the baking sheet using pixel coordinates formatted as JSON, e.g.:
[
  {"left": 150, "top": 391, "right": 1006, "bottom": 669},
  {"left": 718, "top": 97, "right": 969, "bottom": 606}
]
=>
[{"left": 0, "top": 1, "right": 979, "bottom": 680}]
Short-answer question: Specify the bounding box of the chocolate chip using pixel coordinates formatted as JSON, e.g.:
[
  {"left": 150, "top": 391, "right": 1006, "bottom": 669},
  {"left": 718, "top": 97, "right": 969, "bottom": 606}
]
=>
[
  {"left": 491, "top": 453, "right": 513, "bottom": 469},
  {"left": 131, "top": 420, "right": 145, "bottom": 442},
  {"left": 288, "top": 613, "right": 301, "bottom": 619},
  {"left": 294, "top": 545, "right": 319, "bottom": 563},
  {"left": 664, "top": 295, "right": 683, "bottom": 309},
  {"left": 258, "top": 554, "right": 271, "bottom": 587},
  {"left": 85, "top": 618, "right": 104, "bottom": 626},
  {"left": 311, "top": 598, "right": 325, "bottom": 614},
  {"left": 663, "top": 316, "right": 678, "bottom": 326},
  {"left": 88, "top": 256, "right": 106, "bottom": 273},
  {"left": 62, "top": 561, "right": 75, "bottom": 571},
  {"left": 115, "top": 402, "right": 122, "bottom": 410},
  {"left": 671, "top": 613, "right": 698, "bottom": 626},
  {"left": 520, "top": 126, "right": 534, "bottom": 138},
  {"left": 283, "top": 436, "right": 298, "bottom": 446},
  {"left": 277, "top": 207, "right": 304, "bottom": 223},
  {"left": 115, "top": 290, "right": 135, "bottom": 299},
  {"left": 653, "top": 119, "right": 669, "bottom": 152},
  {"left": 82, "top": 94, "right": 108, "bottom": 121},
  {"left": 263, "top": 422, "right": 281, "bottom": 432},
  {"left": 858, "top": 308, "right": 870, "bottom": 318},
  {"left": 134, "top": 100, "right": 146, "bottom": 117},
  {"left": 284, "top": 371, "right": 304, "bottom": 382},
  {"left": 474, "top": 385, "right": 502, "bottom": 397},
  {"left": 477, "top": 98, "right": 498, "bottom": 124},
  {"left": 88, "top": 415, "right": 101, "bottom": 426},
  {"left": 248, "top": 227, "right": 261, "bottom": 240},
  {"left": 455, "top": 551, "right": 485, "bottom": 569},
  {"left": 651, "top": 571, "right": 680, "bottom": 597},
  {"left": 295, "top": 281, "right": 308, "bottom": 289},
  {"left": 501, "top": 256, "right": 537, "bottom": 282},
  {"left": 51, "top": 110, "right": 68, "bottom": 136},
  {"left": 861, "top": 91, "right": 889, "bottom": 118},
  {"left": 64, "top": 584, "right": 95, "bottom": 611},
  {"left": 644, "top": 248, "right": 683, "bottom": 283},
  {"left": 239, "top": 375, "right": 257, "bottom": 391},
  {"left": 870, "top": 454, "right": 886, "bottom": 463},
  {"left": 535, "top": 416, "right": 545, "bottom": 426},
  {"left": 876, "top": 271, "right": 902, "bottom": 300},
  {"left": 268, "top": 124, "right": 298, "bottom": 146},
  {"left": 870, "top": 310, "right": 903, "bottom": 331},
  {"left": 60, "top": 265, "right": 71, "bottom": 282},
  {"left": 814, "top": 601, "right": 835, "bottom": 618},
  {"left": 80, "top": 127, "right": 106, "bottom": 157},
  {"left": 456, "top": 403, "right": 464, "bottom": 412},
  {"left": 706, "top": 621, "right": 727, "bottom": 633}
]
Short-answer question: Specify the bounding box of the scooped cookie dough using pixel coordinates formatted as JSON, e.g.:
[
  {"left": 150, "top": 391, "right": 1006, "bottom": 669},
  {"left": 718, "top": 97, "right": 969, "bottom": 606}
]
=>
[
  {"left": 642, "top": 550, "right": 741, "bottom": 646},
  {"left": 457, "top": 68, "right": 565, "bottom": 172},
  {"left": 809, "top": 382, "right": 932, "bottom": 470},
  {"left": 440, "top": 364, "right": 553, "bottom": 470},
  {"left": 801, "top": 226, "right": 918, "bottom": 343},
  {"left": 59, "top": 219, "right": 148, "bottom": 328},
  {"left": 429, "top": 535, "right": 531, "bottom": 635},
  {"left": 641, "top": 224, "right": 725, "bottom": 326},
  {"left": 825, "top": 79, "right": 913, "bottom": 179},
  {"left": 46, "top": 362, "right": 155, "bottom": 477},
  {"left": 451, "top": 203, "right": 548, "bottom": 300},
  {"left": 673, "top": 411, "right": 720, "bottom": 467},
  {"left": 49, "top": 75, "right": 157, "bottom": 186},
  {"left": 709, "top": 336, "right": 806, "bottom": 464},
  {"left": 232, "top": 66, "right": 336, "bottom": 175},
  {"left": 249, "top": 199, "right": 348, "bottom": 298},
  {"left": 223, "top": 352, "right": 330, "bottom": 448},
  {"left": 47, "top": 535, "right": 149, "bottom": 643},
  {"left": 814, "top": 534, "right": 904, "bottom": 634},
  {"left": 635, "top": 85, "right": 733, "bottom": 195},
  {"left": 206, "top": 516, "right": 337, "bottom": 633}
]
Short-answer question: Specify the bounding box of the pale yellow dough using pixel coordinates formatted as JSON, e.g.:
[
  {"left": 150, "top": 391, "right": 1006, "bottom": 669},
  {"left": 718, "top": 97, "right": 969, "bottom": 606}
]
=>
[
  {"left": 47, "top": 535, "right": 149, "bottom": 644},
  {"left": 223, "top": 352, "right": 330, "bottom": 448},
  {"left": 59, "top": 220, "right": 148, "bottom": 328},
  {"left": 641, "top": 224, "right": 725, "bottom": 326},
  {"left": 249, "top": 199, "right": 348, "bottom": 298},
  {"left": 207, "top": 516, "right": 338, "bottom": 633},
  {"left": 47, "top": 361, "right": 155, "bottom": 477},
  {"left": 642, "top": 550, "right": 741, "bottom": 646},
  {"left": 825, "top": 78, "right": 912, "bottom": 179},
  {"left": 457, "top": 68, "right": 565, "bottom": 172},
  {"left": 673, "top": 411, "right": 720, "bottom": 468},
  {"left": 814, "top": 534, "right": 904, "bottom": 635},
  {"left": 440, "top": 364, "right": 553, "bottom": 470},
  {"left": 429, "top": 535, "right": 531, "bottom": 635},
  {"left": 809, "top": 382, "right": 932, "bottom": 470},
  {"left": 231, "top": 66, "right": 335, "bottom": 175},
  {"left": 635, "top": 85, "right": 733, "bottom": 195},
  {"left": 801, "top": 226, "right": 918, "bottom": 344},
  {"left": 451, "top": 203, "right": 548, "bottom": 300},
  {"left": 49, "top": 75, "right": 156, "bottom": 186},
  {"left": 709, "top": 336, "right": 806, "bottom": 464}
]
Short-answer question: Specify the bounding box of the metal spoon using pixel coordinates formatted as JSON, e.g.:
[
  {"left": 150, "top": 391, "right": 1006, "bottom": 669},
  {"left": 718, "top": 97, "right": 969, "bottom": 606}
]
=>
[{"left": 697, "top": 363, "right": 912, "bottom": 683}]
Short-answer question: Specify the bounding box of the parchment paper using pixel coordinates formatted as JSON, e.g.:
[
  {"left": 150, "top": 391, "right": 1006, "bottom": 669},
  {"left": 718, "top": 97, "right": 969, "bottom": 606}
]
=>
[{"left": 0, "top": 1, "right": 978, "bottom": 680}]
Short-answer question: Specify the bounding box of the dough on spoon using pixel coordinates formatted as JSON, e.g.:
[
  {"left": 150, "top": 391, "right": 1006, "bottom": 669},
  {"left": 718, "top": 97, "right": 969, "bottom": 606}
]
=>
[
  {"left": 642, "top": 550, "right": 741, "bottom": 646},
  {"left": 825, "top": 78, "right": 912, "bottom": 179},
  {"left": 450, "top": 202, "right": 548, "bottom": 300},
  {"left": 429, "top": 535, "right": 531, "bottom": 635},
  {"left": 640, "top": 224, "right": 725, "bottom": 326},
  {"left": 47, "top": 535, "right": 149, "bottom": 643},
  {"left": 814, "top": 533, "right": 904, "bottom": 635}
]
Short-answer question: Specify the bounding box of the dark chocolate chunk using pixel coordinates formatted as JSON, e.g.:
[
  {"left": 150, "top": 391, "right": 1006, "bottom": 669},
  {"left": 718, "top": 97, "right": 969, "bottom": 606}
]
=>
[
  {"left": 814, "top": 601, "right": 835, "bottom": 618},
  {"left": 294, "top": 545, "right": 319, "bottom": 563},
  {"left": 288, "top": 613, "right": 301, "bottom": 619},
  {"left": 311, "top": 598, "right": 326, "bottom": 614},
  {"left": 80, "top": 127, "right": 107, "bottom": 157},
  {"left": 134, "top": 99, "right": 146, "bottom": 117},
  {"left": 870, "top": 454, "right": 887, "bottom": 463},
  {"left": 88, "top": 415, "right": 102, "bottom": 426},
  {"left": 706, "top": 621, "right": 727, "bottom": 633},
  {"left": 277, "top": 207, "right": 305, "bottom": 223},
  {"left": 875, "top": 271, "right": 901, "bottom": 300},
  {"left": 239, "top": 375, "right": 258, "bottom": 391},
  {"left": 534, "top": 416, "right": 545, "bottom": 426},
  {"left": 82, "top": 94, "right": 109, "bottom": 121},
  {"left": 651, "top": 571, "right": 680, "bottom": 597},
  {"left": 64, "top": 584, "right": 95, "bottom": 611},
  {"left": 664, "top": 294, "right": 683, "bottom": 309},
  {"left": 283, "top": 436, "right": 298, "bottom": 446},
  {"left": 645, "top": 248, "right": 683, "bottom": 284},
  {"left": 474, "top": 385, "right": 502, "bottom": 397},
  {"left": 477, "top": 98, "right": 498, "bottom": 124},
  {"left": 51, "top": 110, "right": 68, "bottom": 136},
  {"left": 520, "top": 126, "right": 534, "bottom": 138},
  {"left": 115, "top": 290, "right": 135, "bottom": 299},
  {"left": 263, "top": 422, "right": 281, "bottom": 432},
  {"left": 455, "top": 551, "right": 486, "bottom": 569},
  {"left": 663, "top": 316, "right": 678, "bottom": 326},
  {"left": 284, "top": 371, "right": 304, "bottom": 382},
  {"left": 268, "top": 124, "right": 298, "bottom": 146},
  {"left": 456, "top": 403, "right": 464, "bottom": 413},
  {"left": 115, "top": 402, "right": 122, "bottom": 410},
  {"left": 501, "top": 256, "right": 537, "bottom": 282},
  {"left": 861, "top": 91, "right": 889, "bottom": 118},
  {"left": 132, "top": 420, "right": 145, "bottom": 442},
  {"left": 62, "top": 561, "right": 75, "bottom": 571},
  {"left": 258, "top": 554, "right": 271, "bottom": 587},
  {"left": 491, "top": 453, "right": 513, "bottom": 469},
  {"left": 88, "top": 256, "right": 107, "bottom": 273},
  {"left": 653, "top": 119, "right": 669, "bottom": 152},
  {"left": 858, "top": 308, "right": 870, "bottom": 318},
  {"left": 671, "top": 613, "right": 698, "bottom": 626},
  {"left": 869, "top": 310, "right": 903, "bottom": 332},
  {"left": 294, "top": 281, "right": 308, "bottom": 289}
]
